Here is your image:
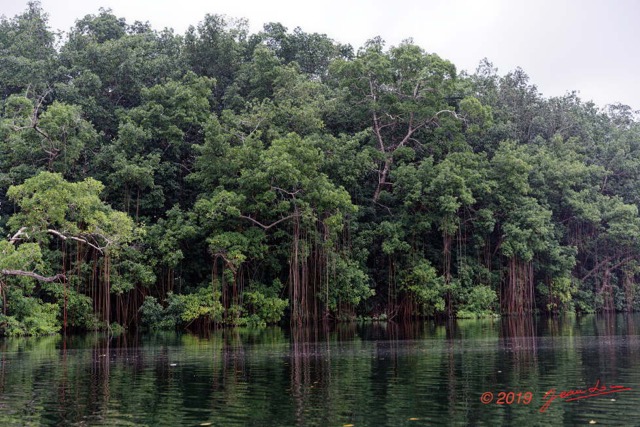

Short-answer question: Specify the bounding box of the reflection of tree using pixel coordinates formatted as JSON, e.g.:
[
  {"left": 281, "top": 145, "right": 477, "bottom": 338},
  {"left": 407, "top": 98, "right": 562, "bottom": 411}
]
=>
[
  {"left": 223, "top": 329, "right": 247, "bottom": 386},
  {"left": 585, "top": 312, "right": 638, "bottom": 380},
  {"left": 334, "top": 321, "right": 357, "bottom": 341},
  {"left": 289, "top": 326, "right": 335, "bottom": 426},
  {"left": 41, "top": 334, "right": 118, "bottom": 424},
  {"left": 0, "top": 340, "right": 6, "bottom": 398},
  {"left": 595, "top": 313, "right": 617, "bottom": 368},
  {"left": 56, "top": 336, "right": 70, "bottom": 424},
  {"left": 88, "top": 335, "right": 111, "bottom": 422},
  {"left": 7, "top": 319, "right": 640, "bottom": 425},
  {"left": 624, "top": 315, "right": 640, "bottom": 365},
  {"left": 446, "top": 318, "right": 458, "bottom": 418},
  {"left": 290, "top": 328, "right": 310, "bottom": 425},
  {"left": 500, "top": 316, "right": 538, "bottom": 374}
]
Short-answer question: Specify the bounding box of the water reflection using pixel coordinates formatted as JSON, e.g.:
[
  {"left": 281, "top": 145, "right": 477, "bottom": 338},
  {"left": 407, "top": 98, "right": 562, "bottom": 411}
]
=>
[{"left": 0, "top": 315, "right": 639, "bottom": 426}]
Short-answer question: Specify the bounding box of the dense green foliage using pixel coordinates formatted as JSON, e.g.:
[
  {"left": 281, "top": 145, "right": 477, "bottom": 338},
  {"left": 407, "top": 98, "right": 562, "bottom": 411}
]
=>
[{"left": 2, "top": 2, "right": 640, "bottom": 335}]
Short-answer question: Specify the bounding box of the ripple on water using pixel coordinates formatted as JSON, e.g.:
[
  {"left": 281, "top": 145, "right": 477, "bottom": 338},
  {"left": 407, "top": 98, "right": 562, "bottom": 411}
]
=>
[{"left": 1, "top": 316, "right": 640, "bottom": 426}]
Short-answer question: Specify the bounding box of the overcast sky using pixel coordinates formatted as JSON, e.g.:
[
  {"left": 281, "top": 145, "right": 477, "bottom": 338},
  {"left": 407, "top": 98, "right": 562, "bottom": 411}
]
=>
[{"left": 3, "top": 0, "right": 640, "bottom": 109}]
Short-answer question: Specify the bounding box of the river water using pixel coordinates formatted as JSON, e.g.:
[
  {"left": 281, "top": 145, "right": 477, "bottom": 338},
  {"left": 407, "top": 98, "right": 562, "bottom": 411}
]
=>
[{"left": 1, "top": 314, "right": 639, "bottom": 426}]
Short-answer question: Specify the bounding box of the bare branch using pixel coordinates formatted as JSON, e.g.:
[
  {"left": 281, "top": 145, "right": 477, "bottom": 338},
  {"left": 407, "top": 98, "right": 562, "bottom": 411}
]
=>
[
  {"left": 239, "top": 214, "right": 297, "bottom": 230},
  {"left": 580, "top": 255, "right": 633, "bottom": 282},
  {"left": 47, "top": 229, "right": 104, "bottom": 254},
  {"left": 413, "top": 81, "right": 421, "bottom": 99},
  {"left": 212, "top": 253, "right": 238, "bottom": 273},
  {"left": 373, "top": 200, "right": 392, "bottom": 215},
  {"left": 433, "top": 109, "right": 463, "bottom": 122},
  {"left": 9, "top": 227, "right": 28, "bottom": 244},
  {"left": 1, "top": 269, "right": 65, "bottom": 283},
  {"left": 30, "top": 88, "right": 52, "bottom": 132},
  {"left": 272, "top": 186, "right": 302, "bottom": 197},
  {"left": 33, "top": 125, "right": 52, "bottom": 142},
  {"left": 372, "top": 111, "right": 386, "bottom": 153}
]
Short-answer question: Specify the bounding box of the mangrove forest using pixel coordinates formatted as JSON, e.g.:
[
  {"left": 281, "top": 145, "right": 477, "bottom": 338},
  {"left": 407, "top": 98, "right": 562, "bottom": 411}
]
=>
[{"left": 2, "top": 2, "right": 640, "bottom": 336}]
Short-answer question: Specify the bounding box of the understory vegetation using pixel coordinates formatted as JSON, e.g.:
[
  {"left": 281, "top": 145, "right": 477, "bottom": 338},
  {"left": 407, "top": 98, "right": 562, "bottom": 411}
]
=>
[{"left": 2, "top": 2, "right": 640, "bottom": 335}]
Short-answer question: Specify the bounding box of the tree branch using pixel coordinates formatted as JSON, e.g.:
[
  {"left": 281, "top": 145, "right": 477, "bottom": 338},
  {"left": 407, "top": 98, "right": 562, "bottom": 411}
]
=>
[
  {"left": 0, "top": 269, "right": 65, "bottom": 283},
  {"left": 47, "top": 229, "right": 104, "bottom": 254},
  {"left": 432, "top": 109, "right": 463, "bottom": 123},
  {"left": 240, "top": 214, "right": 297, "bottom": 230},
  {"left": 272, "top": 186, "right": 302, "bottom": 197},
  {"left": 580, "top": 255, "right": 633, "bottom": 282},
  {"left": 9, "top": 227, "right": 28, "bottom": 244}
]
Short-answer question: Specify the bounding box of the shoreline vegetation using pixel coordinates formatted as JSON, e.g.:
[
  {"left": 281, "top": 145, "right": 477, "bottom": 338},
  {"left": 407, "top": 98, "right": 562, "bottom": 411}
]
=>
[{"left": 2, "top": 2, "right": 640, "bottom": 336}]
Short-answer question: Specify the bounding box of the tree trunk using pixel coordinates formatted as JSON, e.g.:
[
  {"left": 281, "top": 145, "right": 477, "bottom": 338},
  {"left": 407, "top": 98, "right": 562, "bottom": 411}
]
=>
[{"left": 502, "top": 257, "right": 533, "bottom": 315}]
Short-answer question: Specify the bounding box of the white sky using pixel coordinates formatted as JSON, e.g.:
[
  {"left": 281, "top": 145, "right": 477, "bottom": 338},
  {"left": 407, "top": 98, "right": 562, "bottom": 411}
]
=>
[{"left": 3, "top": 0, "right": 640, "bottom": 109}]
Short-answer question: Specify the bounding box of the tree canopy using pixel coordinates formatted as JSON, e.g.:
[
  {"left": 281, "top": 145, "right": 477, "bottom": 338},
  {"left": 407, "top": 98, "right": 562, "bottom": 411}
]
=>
[{"left": 2, "top": 2, "right": 640, "bottom": 335}]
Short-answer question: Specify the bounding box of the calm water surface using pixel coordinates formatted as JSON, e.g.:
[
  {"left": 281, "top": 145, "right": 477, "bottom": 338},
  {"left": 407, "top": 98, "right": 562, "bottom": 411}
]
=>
[{"left": 1, "top": 315, "right": 640, "bottom": 426}]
